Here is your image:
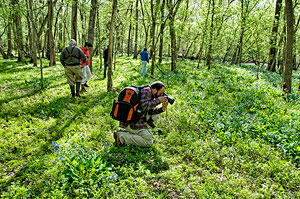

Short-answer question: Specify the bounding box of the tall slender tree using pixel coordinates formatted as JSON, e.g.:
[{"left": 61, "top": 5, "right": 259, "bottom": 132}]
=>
[
  {"left": 133, "top": 0, "right": 139, "bottom": 59},
  {"left": 107, "top": 0, "right": 118, "bottom": 91},
  {"left": 71, "top": 0, "right": 78, "bottom": 41},
  {"left": 267, "top": 0, "right": 283, "bottom": 72},
  {"left": 282, "top": 0, "right": 294, "bottom": 93},
  {"left": 88, "top": 0, "right": 98, "bottom": 73}
]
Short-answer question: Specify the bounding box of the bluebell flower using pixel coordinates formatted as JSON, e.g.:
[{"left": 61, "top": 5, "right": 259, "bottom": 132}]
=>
[
  {"left": 56, "top": 150, "right": 60, "bottom": 154},
  {"left": 106, "top": 143, "right": 111, "bottom": 147},
  {"left": 53, "top": 159, "right": 57, "bottom": 162},
  {"left": 107, "top": 183, "right": 111, "bottom": 187},
  {"left": 111, "top": 174, "right": 118, "bottom": 180},
  {"left": 52, "top": 142, "right": 60, "bottom": 150},
  {"left": 58, "top": 156, "right": 64, "bottom": 160}
]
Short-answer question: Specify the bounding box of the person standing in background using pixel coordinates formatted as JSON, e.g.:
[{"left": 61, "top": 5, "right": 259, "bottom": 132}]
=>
[
  {"left": 140, "top": 48, "right": 149, "bottom": 74},
  {"left": 103, "top": 47, "right": 108, "bottom": 78},
  {"left": 80, "top": 42, "right": 93, "bottom": 92},
  {"left": 60, "top": 39, "right": 86, "bottom": 98}
]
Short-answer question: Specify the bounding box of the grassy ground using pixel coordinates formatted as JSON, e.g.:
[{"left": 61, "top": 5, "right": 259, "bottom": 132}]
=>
[{"left": 0, "top": 56, "right": 300, "bottom": 198}]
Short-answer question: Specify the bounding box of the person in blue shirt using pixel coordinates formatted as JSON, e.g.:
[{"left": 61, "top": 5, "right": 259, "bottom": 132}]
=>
[{"left": 140, "top": 48, "right": 149, "bottom": 74}]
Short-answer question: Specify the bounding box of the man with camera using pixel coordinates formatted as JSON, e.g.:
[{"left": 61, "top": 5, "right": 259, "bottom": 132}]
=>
[{"left": 114, "top": 81, "right": 171, "bottom": 147}]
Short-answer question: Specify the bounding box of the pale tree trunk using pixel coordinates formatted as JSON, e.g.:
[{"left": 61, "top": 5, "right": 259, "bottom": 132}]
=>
[
  {"left": 127, "top": 1, "right": 133, "bottom": 56},
  {"left": 0, "top": 37, "right": 8, "bottom": 59},
  {"left": 28, "top": 0, "right": 44, "bottom": 89},
  {"left": 282, "top": 0, "right": 294, "bottom": 93},
  {"left": 11, "top": 0, "right": 25, "bottom": 62},
  {"left": 88, "top": 0, "right": 98, "bottom": 73},
  {"left": 133, "top": 0, "right": 139, "bottom": 59},
  {"left": 169, "top": 0, "right": 177, "bottom": 71},
  {"left": 48, "top": 0, "right": 55, "bottom": 66},
  {"left": 139, "top": 0, "right": 149, "bottom": 48},
  {"left": 150, "top": 0, "right": 159, "bottom": 74},
  {"left": 71, "top": 0, "right": 78, "bottom": 41},
  {"left": 206, "top": 0, "right": 215, "bottom": 70},
  {"left": 267, "top": 0, "right": 283, "bottom": 72},
  {"left": 107, "top": 0, "right": 118, "bottom": 91},
  {"left": 7, "top": 23, "right": 13, "bottom": 58},
  {"left": 234, "top": 0, "right": 246, "bottom": 65},
  {"left": 158, "top": 0, "right": 166, "bottom": 63},
  {"left": 196, "top": 0, "right": 211, "bottom": 67}
]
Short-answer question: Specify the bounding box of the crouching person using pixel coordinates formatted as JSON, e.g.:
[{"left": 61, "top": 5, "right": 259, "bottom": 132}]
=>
[{"left": 114, "top": 81, "right": 169, "bottom": 147}]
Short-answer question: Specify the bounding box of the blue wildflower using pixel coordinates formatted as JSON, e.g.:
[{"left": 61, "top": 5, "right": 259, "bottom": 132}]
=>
[
  {"left": 106, "top": 143, "right": 111, "bottom": 147},
  {"left": 111, "top": 174, "right": 118, "bottom": 180},
  {"left": 107, "top": 183, "right": 111, "bottom": 187},
  {"left": 58, "top": 156, "right": 64, "bottom": 160},
  {"left": 52, "top": 142, "right": 60, "bottom": 150},
  {"left": 53, "top": 159, "right": 57, "bottom": 163},
  {"left": 56, "top": 150, "right": 60, "bottom": 154}
]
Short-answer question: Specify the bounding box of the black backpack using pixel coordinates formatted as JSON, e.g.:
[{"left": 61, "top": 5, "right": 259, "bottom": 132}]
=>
[{"left": 110, "top": 86, "right": 149, "bottom": 123}]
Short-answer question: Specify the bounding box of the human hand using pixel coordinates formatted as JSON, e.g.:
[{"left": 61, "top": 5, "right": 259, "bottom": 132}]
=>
[
  {"left": 158, "top": 96, "right": 167, "bottom": 103},
  {"left": 162, "top": 101, "right": 168, "bottom": 111}
]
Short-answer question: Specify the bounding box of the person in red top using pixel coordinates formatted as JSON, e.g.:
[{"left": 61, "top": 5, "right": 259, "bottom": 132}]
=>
[
  {"left": 114, "top": 81, "right": 169, "bottom": 147},
  {"left": 80, "top": 42, "right": 93, "bottom": 92}
]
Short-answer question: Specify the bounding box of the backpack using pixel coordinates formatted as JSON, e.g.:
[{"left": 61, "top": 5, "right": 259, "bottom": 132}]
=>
[{"left": 110, "top": 86, "right": 149, "bottom": 123}]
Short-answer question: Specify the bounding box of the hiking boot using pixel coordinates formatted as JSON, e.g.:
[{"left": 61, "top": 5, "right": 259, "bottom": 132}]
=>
[
  {"left": 75, "top": 82, "right": 81, "bottom": 97},
  {"left": 84, "top": 82, "right": 89, "bottom": 87},
  {"left": 70, "top": 85, "right": 75, "bottom": 98},
  {"left": 113, "top": 131, "right": 122, "bottom": 146},
  {"left": 81, "top": 84, "right": 87, "bottom": 92}
]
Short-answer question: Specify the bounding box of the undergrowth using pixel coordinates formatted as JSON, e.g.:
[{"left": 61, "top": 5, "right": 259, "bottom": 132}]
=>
[{"left": 0, "top": 56, "right": 299, "bottom": 198}]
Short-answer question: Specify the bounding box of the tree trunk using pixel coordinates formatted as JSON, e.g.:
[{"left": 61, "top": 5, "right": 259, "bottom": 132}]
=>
[
  {"left": 0, "top": 37, "right": 8, "bottom": 59},
  {"left": 107, "top": 0, "right": 118, "bottom": 91},
  {"left": 234, "top": 0, "right": 245, "bottom": 65},
  {"left": 7, "top": 23, "right": 13, "bottom": 58},
  {"left": 71, "top": 0, "right": 78, "bottom": 41},
  {"left": 48, "top": 0, "right": 55, "bottom": 66},
  {"left": 267, "top": 0, "right": 283, "bottom": 72},
  {"left": 206, "top": 0, "right": 215, "bottom": 70},
  {"left": 196, "top": 0, "right": 211, "bottom": 60},
  {"left": 11, "top": 0, "right": 25, "bottom": 62},
  {"left": 282, "top": 0, "right": 294, "bottom": 93},
  {"left": 158, "top": 0, "right": 166, "bottom": 63},
  {"left": 150, "top": 0, "right": 158, "bottom": 74},
  {"left": 139, "top": 0, "right": 149, "bottom": 48},
  {"left": 169, "top": 0, "right": 177, "bottom": 71},
  {"left": 127, "top": 2, "right": 133, "bottom": 56},
  {"left": 88, "top": 0, "right": 98, "bottom": 73},
  {"left": 133, "top": 0, "right": 139, "bottom": 59}
]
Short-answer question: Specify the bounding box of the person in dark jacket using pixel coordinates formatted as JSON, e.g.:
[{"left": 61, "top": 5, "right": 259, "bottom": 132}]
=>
[
  {"left": 140, "top": 48, "right": 149, "bottom": 74},
  {"left": 103, "top": 47, "right": 108, "bottom": 78},
  {"left": 60, "top": 39, "right": 86, "bottom": 98}
]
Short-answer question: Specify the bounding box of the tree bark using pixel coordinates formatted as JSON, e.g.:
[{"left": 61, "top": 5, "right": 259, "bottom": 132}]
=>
[
  {"left": 133, "top": 0, "right": 139, "bottom": 59},
  {"left": 48, "top": 0, "right": 55, "bottom": 66},
  {"left": 150, "top": 0, "right": 159, "bottom": 74},
  {"left": 206, "top": 0, "right": 215, "bottom": 70},
  {"left": 7, "top": 23, "right": 13, "bottom": 58},
  {"left": 71, "top": 0, "right": 78, "bottom": 41},
  {"left": 267, "top": 0, "right": 283, "bottom": 72},
  {"left": 127, "top": 2, "right": 133, "bottom": 56},
  {"left": 11, "top": 0, "right": 25, "bottom": 62},
  {"left": 169, "top": 0, "right": 177, "bottom": 71},
  {"left": 107, "top": 0, "right": 118, "bottom": 91},
  {"left": 282, "top": 0, "right": 294, "bottom": 93},
  {"left": 88, "top": 0, "right": 98, "bottom": 73},
  {"left": 158, "top": 0, "right": 166, "bottom": 63}
]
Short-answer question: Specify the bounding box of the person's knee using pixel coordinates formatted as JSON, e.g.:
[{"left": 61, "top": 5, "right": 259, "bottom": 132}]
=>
[{"left": 143, "top": 137, "right": 153, "bottom": 147}]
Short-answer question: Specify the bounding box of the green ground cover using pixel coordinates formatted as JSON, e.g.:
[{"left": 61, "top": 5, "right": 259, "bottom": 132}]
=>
[{"left": 0, "top": 56, "right": 300, "bottom": 198}]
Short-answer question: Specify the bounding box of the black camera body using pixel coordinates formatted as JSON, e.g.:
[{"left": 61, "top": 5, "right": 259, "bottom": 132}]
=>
[{"left": 162, "top": 93, "right": 175, "bottom": 105}]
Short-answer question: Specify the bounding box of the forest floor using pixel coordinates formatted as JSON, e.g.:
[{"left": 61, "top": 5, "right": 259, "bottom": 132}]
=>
[{"left": 0, "top": 56, "right": 300, "bottom": 198}]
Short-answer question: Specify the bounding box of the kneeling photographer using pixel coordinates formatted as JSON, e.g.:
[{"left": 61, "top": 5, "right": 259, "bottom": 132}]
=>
[{"left": 113, "top": 81, "right": 173, "bottom": 147}]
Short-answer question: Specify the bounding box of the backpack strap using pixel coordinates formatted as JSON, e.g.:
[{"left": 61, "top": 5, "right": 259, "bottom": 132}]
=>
[{"left": 65, "top": 47, "right": 80, "bottom": 60}]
